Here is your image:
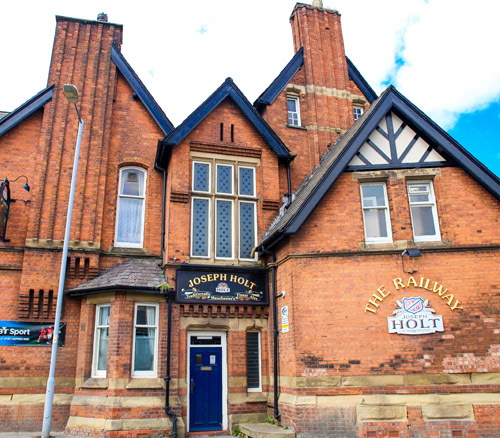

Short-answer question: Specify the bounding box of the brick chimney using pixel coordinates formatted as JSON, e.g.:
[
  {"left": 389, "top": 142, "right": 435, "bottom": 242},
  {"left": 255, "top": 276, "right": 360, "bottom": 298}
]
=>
[
  {"left": 290, "top": 3, "right": 352, "bottom": 158},
  {"left": 27, "top": 16, "right": 123, "bottom": 249}
]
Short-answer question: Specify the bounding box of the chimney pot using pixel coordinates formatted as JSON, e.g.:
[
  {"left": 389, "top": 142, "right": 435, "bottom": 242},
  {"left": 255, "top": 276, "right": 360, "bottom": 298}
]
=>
[{"left": 97, "top": 12, "right": 108, "bottom": 22}]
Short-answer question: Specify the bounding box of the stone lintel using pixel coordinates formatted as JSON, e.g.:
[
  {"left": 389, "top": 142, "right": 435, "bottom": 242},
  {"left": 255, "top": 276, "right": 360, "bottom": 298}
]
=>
[
  {"left": 357, "top": 405, "right": 407, "bottom": 421},
  {"left": 421, "top": 404, "right": 473, "bottom": 420}
]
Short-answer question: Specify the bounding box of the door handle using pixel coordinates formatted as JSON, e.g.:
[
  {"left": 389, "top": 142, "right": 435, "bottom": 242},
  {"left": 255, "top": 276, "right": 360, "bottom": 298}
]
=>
[{"left": 190, "top": 378, "right": 195, "bottom": 394}]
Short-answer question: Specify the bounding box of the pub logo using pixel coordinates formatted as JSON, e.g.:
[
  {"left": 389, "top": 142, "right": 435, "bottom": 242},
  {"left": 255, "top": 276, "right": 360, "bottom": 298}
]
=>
[
  {"left": 387, "top": 297, "right": 444, "bottom": 335},
  {"left": 215, "top": 282, "right": 231, "bottom": 294}
]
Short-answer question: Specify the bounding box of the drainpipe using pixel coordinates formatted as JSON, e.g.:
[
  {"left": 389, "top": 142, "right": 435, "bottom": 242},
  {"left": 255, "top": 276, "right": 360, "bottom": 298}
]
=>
[
  {"left": 163, "top": 289, "right": 177, "bottom": 437},
  {"left": 161, "top": 169, "right": 167, "bottom": 259},
  {"left": 285, "top": 156, "right": 296, "bottom": 208},
  {"left": 271, "top": 254, "right": 281, "bottom": 420}
]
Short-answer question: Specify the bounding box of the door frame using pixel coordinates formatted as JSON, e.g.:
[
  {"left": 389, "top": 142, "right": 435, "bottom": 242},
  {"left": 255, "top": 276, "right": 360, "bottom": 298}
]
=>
[{"left": 187, "top": 331, "right": 228, "bottom": 432}]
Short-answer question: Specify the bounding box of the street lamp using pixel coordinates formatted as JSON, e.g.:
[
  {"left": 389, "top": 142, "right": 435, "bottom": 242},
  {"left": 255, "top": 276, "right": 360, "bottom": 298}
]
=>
[{"left": 41, "top": 84, "right": 84, "bottom": 438}]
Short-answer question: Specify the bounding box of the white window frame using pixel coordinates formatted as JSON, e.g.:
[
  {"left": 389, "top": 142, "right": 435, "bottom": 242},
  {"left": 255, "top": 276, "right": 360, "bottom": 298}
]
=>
[
  {"left": 287, "top": 95, "right": 301, "bottom": 126},
  {"left": 360, "top": 182, "right": 392, "bottom": 244},
  {"left": 190, "top": 196, "right": 211, "bottom": 259},
  {"left": 215, "top": 198, "right": 235, "bottom": 260},
  {"left": 192, "top": 161, "right": 212, "bottom": 194},
  {"left": 238, "top": 166, "right": 256, "bottom": 198},
  {"left": 353, "top": 105, "right": 364, "bottom": 121},
  {"left": 407, "top": 180, "right": 441, "bottom": 242},
  {"left": 114, "top": 166, "right": 147, "bottom": 248},
  {"left": 238, "top": 200, "right": 258, "bottom": 261},
  {"left": 215, "top": 163, "right": 234, "bottom": 195},
  {"left": 246, "top": 331, "right": 262, "bottom": 392},
  {"left": 92, "top": 304, "right": 110, "bottom": 378},
  {"left": 131, "top": 302, "right": 159, "bottom": 378}
]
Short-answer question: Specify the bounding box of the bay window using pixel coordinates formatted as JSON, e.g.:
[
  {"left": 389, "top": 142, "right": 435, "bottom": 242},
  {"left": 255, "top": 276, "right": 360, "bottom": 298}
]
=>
[
  {"left": 92, "top": 304, "right": 110, "bottom": 378},
  {"left": 132, "top": 303, "right": 158, "bottom": 377}
]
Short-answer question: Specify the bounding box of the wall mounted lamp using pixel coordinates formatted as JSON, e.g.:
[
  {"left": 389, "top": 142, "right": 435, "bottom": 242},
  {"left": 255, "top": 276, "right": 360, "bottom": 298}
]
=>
[{"left": 401, "top": 248, "right": 422, "bottom": 274}]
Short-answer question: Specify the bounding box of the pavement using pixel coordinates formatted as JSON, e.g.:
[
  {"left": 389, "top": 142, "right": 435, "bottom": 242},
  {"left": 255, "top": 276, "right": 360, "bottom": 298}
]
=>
[{"left": 0, "top": 434, "right": 234, "bottom": 438}]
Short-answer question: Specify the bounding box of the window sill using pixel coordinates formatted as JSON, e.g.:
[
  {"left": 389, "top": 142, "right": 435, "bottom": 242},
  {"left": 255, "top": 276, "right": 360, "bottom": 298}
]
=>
[
  {"left": 285, "top": 123, "right": 307, "bottom": 130},
  {"left": 126, "top": 378, "right": 164, "bottom": 389},
  {"left": 110, "top": 246, "right": 148, "bottom": 255},
  {"left": 245, "top": 392, "right": 267, "bottom": 403},
  {"left": 359, "top": 238, "right": 452, "bottom": 252},
  {"left": 81, "top": 378, "right": 108, "bottom": 389}
]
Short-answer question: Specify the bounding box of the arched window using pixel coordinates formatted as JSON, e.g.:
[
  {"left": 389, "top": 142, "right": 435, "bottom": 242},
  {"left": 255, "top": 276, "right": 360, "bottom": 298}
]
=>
[{"left": 115, "top": 167, "right": 147, "bottom": 248}]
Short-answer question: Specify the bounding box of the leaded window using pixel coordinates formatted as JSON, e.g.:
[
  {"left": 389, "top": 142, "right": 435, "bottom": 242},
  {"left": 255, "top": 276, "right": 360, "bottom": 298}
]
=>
[{"left": 191, "top": 161, "right": 257, "bottom": 261}]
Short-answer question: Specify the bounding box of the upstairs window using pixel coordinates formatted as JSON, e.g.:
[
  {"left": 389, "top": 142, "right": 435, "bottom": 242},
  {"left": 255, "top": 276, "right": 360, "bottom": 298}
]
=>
[
  {"left": 191, "top": 161, "right": 257, "bottom": 261},
  {"left": 407, "top": 181, "right": 441, "bottom": 242},
  {"left": 115, "top": 167, "right": 146, "bottom": 248},
  {"left": 353, "top": 106, "right": 364, "bottom": 121},
  {"left": 287, "top": 95, "right": 301, "bottom": 126},
  {"left": 360, "top": 183, "right": 392, "bottom": 244}
]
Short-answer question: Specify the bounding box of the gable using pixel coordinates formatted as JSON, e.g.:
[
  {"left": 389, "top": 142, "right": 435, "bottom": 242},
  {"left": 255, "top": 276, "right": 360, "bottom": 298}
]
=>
[
  {"left": 259, "top": 85, "right": 500, "bottom": 251},
  {"left": 348, "top": 112, "right": 447, "bottom": 169}
]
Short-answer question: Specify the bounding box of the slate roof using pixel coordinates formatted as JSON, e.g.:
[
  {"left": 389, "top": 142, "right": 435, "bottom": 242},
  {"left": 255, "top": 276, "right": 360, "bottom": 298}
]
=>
[
  {"left": 253, "top": 48, "right": 377, "bottom": 111},
  {"left": 67, "top": 258, "right": 165, "bottom": 296},
  {"left": 259, "top": 85, "right": 500, "bottom": 251},
  {"left": 254, "top": 48, "right": 304, "bottom": 111},
  {"left": 156, "top": 77, "right": 293, "bottom": 169},
  {"left": 111, "top": 45, "right": 174, "bottom": 135},
  {"left": 0, "top": 85, "right": 54, "bottom": 138}
]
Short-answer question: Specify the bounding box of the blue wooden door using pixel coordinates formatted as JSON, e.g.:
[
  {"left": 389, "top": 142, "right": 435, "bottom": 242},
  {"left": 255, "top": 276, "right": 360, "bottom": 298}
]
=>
[{"left": 189, "top": 347, "right": 222, "bottom": 431}]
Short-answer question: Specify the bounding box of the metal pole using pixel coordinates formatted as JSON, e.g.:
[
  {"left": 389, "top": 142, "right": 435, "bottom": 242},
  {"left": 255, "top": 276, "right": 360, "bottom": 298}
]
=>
[{"left": 41, "top": 116, "right": 84, "bottom": 438}]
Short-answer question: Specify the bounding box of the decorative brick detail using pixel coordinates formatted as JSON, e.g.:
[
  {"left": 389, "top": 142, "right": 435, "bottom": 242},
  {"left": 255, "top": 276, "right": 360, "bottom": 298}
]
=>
[
  {"left": 170, "top": 191, "right": 189, "bottom": 203},
  {"left": 262, "top": 200, "right": 281, "bottom": 210},
  {"left": 18, "top": 288, "right": 56, "bottom": 319},
  {"left": 180, "top": 304, "right": 269, "bottom": 319},
  {"left": 190, "top": 141, "right": 262, "bottom": 158}
]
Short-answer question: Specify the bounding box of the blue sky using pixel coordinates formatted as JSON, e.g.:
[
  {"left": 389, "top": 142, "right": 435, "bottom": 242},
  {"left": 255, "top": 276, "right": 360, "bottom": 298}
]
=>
[{"left": 1, "top": 0, "right": 499, "bottom": 176}]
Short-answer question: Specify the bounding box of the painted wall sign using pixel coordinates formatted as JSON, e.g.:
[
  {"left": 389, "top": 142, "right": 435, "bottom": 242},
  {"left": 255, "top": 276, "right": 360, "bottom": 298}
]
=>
[
  {"left": 0, "top": 321, "right": 66, "bottom": 346},
  {"left": 364, "top": 276, "right": 463, "bottom": 314},
  {"left": 387, "top": 297, "right": 444, "bottom": 335},
  {"left": 281, "top": 306, "right": 289, "bottom": 333},
  {"left": 176, "top": 267, "right": 267, "bottom": 305}
]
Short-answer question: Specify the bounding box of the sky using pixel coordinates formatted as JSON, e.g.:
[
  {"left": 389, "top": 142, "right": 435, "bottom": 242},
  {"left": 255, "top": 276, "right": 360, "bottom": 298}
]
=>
[{"left": 1, "top": 0, "right": 499, "bottom": 175}]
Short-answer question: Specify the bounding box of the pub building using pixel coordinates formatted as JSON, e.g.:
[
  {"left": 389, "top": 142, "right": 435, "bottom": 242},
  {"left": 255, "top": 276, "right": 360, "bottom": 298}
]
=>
[{"left": 1, "top": 2, "right": 500, "bottom": 437}]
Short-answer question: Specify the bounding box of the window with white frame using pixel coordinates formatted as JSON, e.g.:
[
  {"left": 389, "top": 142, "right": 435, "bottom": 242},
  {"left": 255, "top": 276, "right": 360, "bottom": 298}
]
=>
[
  {"left": 115, "top": 167, "right": 147, "bottom": 248},
  {"left": 92, "top": 304, "right": 110, "bottom": 378},
  {"left": 246, "top": 332, "right": 261, "bottom": 391},
  {"left": 407, "top": 181, "right": 441, "bottom": 242},
  {"left": 287, "top": 95, "right": 301, "bottom": 126},
  {"left": 191, "top": 161, "right": 257, "bottom": 261},
  {"left": 353, "top": 105, "right": 364, "bottom": 121},
  {"left": 132, "top": 303, "right": 159, "bottom": 377},
  {"left": 360, "top": 182, "right": 392, "bottom": 243}
]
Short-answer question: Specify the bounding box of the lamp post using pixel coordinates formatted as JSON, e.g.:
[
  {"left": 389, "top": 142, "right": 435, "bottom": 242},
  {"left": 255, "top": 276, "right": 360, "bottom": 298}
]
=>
[{"left": 41, "top": 84, "right": 84, "bottom": 438}]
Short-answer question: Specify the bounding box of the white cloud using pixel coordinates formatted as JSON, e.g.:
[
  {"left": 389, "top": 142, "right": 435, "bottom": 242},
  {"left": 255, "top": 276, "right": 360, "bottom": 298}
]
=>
[{"left": 1, "top": 0, "right": 499, "bottom": 130}]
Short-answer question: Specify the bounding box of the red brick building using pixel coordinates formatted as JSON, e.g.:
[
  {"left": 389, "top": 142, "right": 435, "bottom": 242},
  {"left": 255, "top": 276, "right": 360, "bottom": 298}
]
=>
[{"left": 1, "top": 3, "right": 500, "bottom": 437}]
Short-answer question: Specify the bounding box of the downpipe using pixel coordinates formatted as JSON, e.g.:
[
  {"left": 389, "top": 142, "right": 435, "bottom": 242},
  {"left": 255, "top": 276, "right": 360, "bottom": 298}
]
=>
[
  {"left": 163, "top": 289, "right": 177, "bottom": 438},
  {"left": 271, "top": 254, "right": 281, "bottom": 421}
]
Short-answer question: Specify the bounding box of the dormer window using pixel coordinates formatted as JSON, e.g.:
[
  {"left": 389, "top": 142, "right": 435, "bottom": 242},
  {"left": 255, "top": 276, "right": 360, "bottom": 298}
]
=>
[{"left": 287, "top": 95, "right": 301, "bottom": 126}]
